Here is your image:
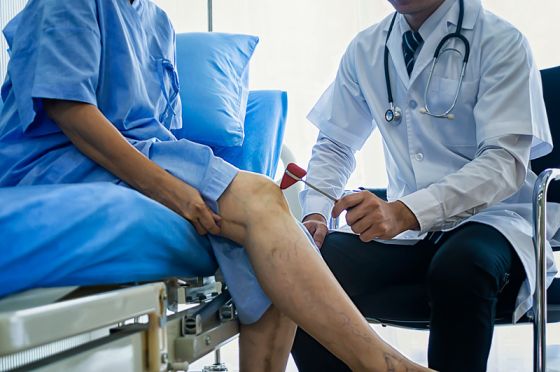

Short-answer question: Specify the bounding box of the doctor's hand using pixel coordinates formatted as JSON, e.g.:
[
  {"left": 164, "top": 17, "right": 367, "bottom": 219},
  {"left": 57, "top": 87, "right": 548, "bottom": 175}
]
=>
[
  {"left": 302, "top": 213, "right": 329, "bottom": 248},
  {"left": 332, "top": 191, "right": 419, "bottom": 241}
]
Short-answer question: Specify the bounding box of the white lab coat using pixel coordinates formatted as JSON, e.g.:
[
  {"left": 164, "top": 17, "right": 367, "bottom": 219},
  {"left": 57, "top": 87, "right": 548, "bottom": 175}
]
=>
[{"left": 304, "top": 0, "right": 560, "bottom": 322}]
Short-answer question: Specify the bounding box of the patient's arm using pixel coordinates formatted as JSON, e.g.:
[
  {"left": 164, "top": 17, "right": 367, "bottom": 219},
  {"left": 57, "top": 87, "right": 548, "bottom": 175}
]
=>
[{"left": 43, "top": 99, "right": 221, "bottom": 235}]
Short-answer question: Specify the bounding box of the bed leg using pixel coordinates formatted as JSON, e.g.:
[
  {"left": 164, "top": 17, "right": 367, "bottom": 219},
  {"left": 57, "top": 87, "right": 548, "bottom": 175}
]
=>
[{"left": 148, "top": 288, "right": 169, "bottom": 372}]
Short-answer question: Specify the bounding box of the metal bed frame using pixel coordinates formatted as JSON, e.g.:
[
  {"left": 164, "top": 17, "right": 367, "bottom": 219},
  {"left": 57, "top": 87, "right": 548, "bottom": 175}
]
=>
[{"left": 0, "top": 278, "right": 239, "bottom": 372}]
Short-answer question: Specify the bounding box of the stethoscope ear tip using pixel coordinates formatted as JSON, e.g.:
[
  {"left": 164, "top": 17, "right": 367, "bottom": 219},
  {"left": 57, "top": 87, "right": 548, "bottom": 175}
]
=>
[
  {"left": 419, "top": 108, "right": 427, "bottom": 114},
  {"left": 447, "top": 113, "right": 456, "bottom": 120}
]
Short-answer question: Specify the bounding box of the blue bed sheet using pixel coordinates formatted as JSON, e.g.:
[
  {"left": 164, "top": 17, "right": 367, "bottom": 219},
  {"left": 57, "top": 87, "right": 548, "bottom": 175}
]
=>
[
  {"left": 0, "top": 183, "right": 218, "bottom": 297},
  {"left": 0, "top": 90, "right": 287, "bottom": 298}
]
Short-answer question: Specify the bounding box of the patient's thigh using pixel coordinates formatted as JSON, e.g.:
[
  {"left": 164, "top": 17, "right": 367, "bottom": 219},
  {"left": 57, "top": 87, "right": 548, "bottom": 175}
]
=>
[{"left": 320, "top": 232, "right": 436, "bottom": 298}]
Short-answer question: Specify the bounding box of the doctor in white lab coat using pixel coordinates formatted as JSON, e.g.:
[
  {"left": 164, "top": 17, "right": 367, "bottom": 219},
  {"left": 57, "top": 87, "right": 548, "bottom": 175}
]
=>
[{"left": 291, "top": 0, "right": 560, "bottom": 371}]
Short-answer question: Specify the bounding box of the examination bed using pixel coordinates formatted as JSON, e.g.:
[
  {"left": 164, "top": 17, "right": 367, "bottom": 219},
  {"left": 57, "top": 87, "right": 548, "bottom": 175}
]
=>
[{"left": 0, "top": 89, "right": 288, "bottom": 372}]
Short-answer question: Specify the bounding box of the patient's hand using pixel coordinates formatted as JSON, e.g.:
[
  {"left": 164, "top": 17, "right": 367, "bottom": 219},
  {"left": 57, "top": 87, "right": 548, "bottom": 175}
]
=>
[
  {"left": 303, "top": 213, "right": 329, "bottom": 248},
  {"left": 163, "top": 178, "right": 222, "bottom": 236},
  {"left": 43, "top": 99, "right": 221, "bottom": 236}
]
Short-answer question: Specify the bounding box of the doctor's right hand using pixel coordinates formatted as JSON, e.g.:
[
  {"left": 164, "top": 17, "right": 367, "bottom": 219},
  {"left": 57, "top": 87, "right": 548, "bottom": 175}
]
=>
[{"left": 303, "top": 213, "right": 329, "bottom": 248}]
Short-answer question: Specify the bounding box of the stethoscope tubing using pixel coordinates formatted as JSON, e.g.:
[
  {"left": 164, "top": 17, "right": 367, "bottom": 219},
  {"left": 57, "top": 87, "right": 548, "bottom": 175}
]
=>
[
  {"left": 384, "top": 0, "right": 470, "bottom": 124},
  {"left": 384, "top": 13, "right": 399, "bottom": 107},
  {"left": 421, "top": 58, "right": 467, "bottom": 119}
]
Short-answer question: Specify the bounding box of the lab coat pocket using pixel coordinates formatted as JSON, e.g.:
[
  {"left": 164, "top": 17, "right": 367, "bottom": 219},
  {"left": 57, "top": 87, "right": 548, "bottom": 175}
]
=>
[
  {"left": 425, "top": 76, "right": 478, "bottom": 114},
  {"left": 425, "top": 76, "right": 479, "bottom": 146}
]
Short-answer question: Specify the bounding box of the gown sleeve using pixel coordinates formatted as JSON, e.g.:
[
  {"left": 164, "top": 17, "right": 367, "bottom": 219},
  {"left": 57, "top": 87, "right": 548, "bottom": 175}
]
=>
[{"left": 3, "top": 0, "right": 101, "bottom": 135}]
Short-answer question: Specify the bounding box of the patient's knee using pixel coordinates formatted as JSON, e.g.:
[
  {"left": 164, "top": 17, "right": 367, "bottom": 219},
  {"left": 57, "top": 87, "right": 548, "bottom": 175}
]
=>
[{"left": 235, "top": 172, "right": 289, "bottom": 215}]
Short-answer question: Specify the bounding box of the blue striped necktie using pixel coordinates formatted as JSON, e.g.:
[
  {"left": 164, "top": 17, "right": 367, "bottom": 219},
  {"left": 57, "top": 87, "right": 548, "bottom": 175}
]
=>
[{"left": 402, "top": 30, "right": 423, "bottom": 76}]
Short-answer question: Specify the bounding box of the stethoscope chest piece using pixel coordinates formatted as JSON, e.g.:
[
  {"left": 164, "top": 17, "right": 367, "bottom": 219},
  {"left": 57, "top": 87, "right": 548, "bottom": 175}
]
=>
[{"left": 385, "top": 106, "right": 402, "bottom": 125}]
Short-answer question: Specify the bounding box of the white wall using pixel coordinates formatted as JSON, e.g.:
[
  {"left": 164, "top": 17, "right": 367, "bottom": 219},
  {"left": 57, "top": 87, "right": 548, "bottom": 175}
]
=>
[{"left": 484, "top": 0, "right": 560, "bottom": 69}]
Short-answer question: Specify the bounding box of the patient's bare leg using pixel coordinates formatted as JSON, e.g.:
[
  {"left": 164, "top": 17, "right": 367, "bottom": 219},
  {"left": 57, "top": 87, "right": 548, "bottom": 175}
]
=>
[
  {"left": 217, "top": 171, "right": 433, "bottom": 372},
  {"left": 239, "top": 305, "right": 296, "bottom": 372}
]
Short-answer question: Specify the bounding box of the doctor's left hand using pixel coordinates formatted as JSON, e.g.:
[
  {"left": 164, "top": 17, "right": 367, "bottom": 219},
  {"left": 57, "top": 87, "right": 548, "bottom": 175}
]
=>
[{"left": 332, "top": 191, "right": 419, "bottom": 241}]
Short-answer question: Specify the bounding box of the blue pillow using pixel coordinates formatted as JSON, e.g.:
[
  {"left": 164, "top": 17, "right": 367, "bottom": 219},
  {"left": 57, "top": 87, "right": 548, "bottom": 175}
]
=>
[
  {"left": 214, "top": 90, "right": 288, "bottom": 178},
  {"left": 172, "top": 33, "right": 259, "bottom": 147}
]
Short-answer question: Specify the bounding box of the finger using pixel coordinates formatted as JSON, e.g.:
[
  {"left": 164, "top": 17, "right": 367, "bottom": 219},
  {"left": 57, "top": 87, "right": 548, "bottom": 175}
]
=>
[
  {"left": 198, "top": 208, "right": 221, "bottom": 235},
  {"left": 303, "top": 221, "right": 317, "bottom": 235},
  {"left": 192, "top": 219, "right": 208, "bottom": 235},
  {"left": 359, "top": 226, "right": 379, "bottom": 243},
  {"left": 211, "top": 212, "right": 223, "bottom": 228},
  {"left": 345, "top": 204, "right": 370, "bottom": 226},
  {"left": 198, "top": 215, "right": 219, "bottom": 235},
  {"left": 350, "top": 216, "right": 374, "bottom": 235},
  {"left": 332, "top": 193, "right": 364, "bottom": 218},
  {"left": 212, "top": 212, "right": 222, "bottom": 227},
  {"left": 313, "top": 225, "right": 328, "bottom": 248}
]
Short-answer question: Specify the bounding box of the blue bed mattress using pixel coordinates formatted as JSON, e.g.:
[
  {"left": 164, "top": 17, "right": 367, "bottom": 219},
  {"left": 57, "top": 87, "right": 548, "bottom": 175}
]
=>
[
  {"left": 0, "top": 90, "right": 287, "bottom": 298},
  {"left": 0, "top": 183, "right": 218, "bottom": 297}
]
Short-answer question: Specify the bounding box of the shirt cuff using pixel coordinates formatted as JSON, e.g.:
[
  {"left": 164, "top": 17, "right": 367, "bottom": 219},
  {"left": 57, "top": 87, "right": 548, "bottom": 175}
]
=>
[
  {"left": 300, "top": 190, "right": 334, "bottom": 223},
  {"left": 398, "top": 189, "right": 443, "bottom": 233}
]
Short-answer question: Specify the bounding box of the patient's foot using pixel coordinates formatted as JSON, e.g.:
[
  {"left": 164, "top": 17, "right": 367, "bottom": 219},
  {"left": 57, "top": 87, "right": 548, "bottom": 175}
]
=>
[{"left": 367, "top": 349, "right": 435, "bottom": 372}]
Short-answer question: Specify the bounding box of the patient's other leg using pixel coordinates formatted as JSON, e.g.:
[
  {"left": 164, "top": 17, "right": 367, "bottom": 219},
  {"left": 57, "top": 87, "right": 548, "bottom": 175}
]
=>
[
  {"left": 217, "top": 171, "right": 432, "bottom": 372},
  {"left": 239, "top": 305, "right": 296, "bottom": 372}
]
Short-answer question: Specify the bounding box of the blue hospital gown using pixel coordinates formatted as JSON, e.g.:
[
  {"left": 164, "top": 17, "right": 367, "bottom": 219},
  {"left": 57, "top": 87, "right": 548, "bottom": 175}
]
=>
[{"left": 0, "top": 0, "right": 270, "bottom": 324}]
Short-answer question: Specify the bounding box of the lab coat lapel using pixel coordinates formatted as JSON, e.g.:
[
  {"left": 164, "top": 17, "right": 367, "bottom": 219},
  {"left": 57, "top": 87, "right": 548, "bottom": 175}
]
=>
[
  {"left": 408, "top": 21, "right": 447, "bottom": 86},
  {"left": 409, "top": 0, "right": 481, "bottom": 86},
  {"left": 385, "top": 20, "right": 411, "bottom": 89}
]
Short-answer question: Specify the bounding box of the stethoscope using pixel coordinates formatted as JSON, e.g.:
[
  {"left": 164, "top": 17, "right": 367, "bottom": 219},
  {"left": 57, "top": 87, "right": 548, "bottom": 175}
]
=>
[{"left": 384, "top": 0, "right": 470, "bottom": 124}]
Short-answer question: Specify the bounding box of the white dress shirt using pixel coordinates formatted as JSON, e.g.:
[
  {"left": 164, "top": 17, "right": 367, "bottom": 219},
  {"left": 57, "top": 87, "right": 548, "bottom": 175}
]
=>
[
  {"left": 301, "top": 0, "right": 560, "bottom": 322},
  {"left": 302, "top": 134, "right": 531, "bottom": 233}
]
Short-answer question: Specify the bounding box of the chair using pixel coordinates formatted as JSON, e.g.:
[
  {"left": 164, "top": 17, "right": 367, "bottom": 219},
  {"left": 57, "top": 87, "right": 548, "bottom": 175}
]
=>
[{"left": 356, "top": 66, "right": 560, "bottom": 372}]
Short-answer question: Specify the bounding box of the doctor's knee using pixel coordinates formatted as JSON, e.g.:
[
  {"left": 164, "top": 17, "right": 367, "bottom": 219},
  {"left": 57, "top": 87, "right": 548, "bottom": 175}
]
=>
[{"left": 427, "top": 251, "right": 503, "bottom": 304}]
